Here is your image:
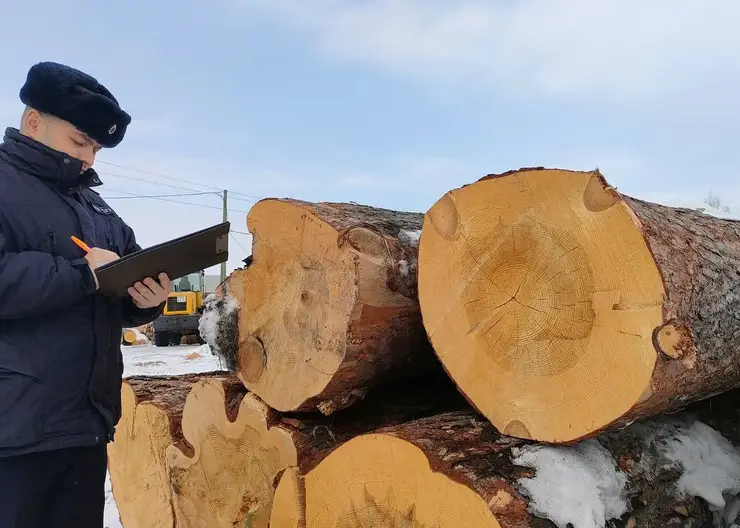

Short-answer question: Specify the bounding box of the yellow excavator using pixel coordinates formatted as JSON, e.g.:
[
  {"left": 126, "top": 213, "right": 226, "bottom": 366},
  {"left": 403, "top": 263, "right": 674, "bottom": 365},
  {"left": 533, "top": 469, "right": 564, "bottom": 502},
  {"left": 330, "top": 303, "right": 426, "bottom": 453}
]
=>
[{"left": 152, "top": 271, "right": 206, "bottom": 347}]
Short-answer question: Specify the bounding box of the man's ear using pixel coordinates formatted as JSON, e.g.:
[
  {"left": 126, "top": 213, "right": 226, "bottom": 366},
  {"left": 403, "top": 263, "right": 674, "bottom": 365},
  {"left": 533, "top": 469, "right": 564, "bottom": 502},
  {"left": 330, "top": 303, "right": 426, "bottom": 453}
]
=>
[{"left": 20, "top": 106, "right": 44, "bottom": 135}]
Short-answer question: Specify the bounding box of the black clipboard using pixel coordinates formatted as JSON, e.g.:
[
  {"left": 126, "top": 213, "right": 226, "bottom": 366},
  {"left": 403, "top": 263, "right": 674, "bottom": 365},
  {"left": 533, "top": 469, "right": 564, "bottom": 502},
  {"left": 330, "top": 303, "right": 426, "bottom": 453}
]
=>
[{"left": 95, "top": 222, "right": 230, "bottom": 297}]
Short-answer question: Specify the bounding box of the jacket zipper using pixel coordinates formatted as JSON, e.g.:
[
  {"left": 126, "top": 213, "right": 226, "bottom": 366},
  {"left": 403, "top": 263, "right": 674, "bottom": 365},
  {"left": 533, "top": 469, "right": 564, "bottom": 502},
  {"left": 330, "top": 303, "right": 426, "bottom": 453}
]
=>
[{"left": 47, "top": 227, "right": 57, "bottom": 254}]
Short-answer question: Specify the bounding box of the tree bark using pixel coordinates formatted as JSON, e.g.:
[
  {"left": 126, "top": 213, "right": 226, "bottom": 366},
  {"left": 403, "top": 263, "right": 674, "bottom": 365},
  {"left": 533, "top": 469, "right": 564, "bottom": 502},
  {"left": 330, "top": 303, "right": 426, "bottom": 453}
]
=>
[
  {"left": 204, "top": 198, "right": 441, "bottom": 414},
  {"left": 290, "top": 409, "right": 736, "bottom": 528},
  {"left": 107, "top": 372, "right": 229, "bottom": 528},
  {"left": 418, "top": 166, "right": 740, "bottom": 443},
  {"left": 166, "top": 373, "right": 467, "bottom": 528}
]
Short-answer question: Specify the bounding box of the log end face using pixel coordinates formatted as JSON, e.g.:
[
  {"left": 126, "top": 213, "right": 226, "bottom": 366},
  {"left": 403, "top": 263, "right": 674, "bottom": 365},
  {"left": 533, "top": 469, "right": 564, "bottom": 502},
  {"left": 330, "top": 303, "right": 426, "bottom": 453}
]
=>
[
  {"left": 304, "top": 434, "right": 503, "bottom": 528},
  {"left": 270, "top": 467, "right": 305, "bottom": 528},
  {"left": 108, "top": 378, "right": 203, "bottom": 528},
  {"left": 234, "top": 200, "right": 359, "bottom": 411},
  {"left": 169, "top": 379, "right": 297, "bottom": 528},
  {"left": 417, "top": 168, "right": 666, "bottom": 444}
]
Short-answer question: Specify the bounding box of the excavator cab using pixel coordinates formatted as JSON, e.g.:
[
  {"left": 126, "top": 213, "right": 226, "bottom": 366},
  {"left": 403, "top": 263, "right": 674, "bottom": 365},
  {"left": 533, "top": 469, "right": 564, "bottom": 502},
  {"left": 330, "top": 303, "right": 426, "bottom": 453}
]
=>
[{"left": 152, "top": 271, "right": 206, "bottom": 346}]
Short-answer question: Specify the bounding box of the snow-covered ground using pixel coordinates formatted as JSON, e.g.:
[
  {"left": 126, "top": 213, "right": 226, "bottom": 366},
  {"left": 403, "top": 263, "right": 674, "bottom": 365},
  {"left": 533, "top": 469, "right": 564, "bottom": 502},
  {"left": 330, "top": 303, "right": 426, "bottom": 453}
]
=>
[{"left": 104, "top": 343, "right": 224, "bottom": 528}]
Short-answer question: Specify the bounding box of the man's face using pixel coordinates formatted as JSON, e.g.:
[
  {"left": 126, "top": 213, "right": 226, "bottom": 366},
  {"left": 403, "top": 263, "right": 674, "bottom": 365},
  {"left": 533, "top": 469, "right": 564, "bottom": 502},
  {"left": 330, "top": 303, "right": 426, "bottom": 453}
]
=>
[{"left": 22, "top": 108, "right": 102, "bottom": 172}]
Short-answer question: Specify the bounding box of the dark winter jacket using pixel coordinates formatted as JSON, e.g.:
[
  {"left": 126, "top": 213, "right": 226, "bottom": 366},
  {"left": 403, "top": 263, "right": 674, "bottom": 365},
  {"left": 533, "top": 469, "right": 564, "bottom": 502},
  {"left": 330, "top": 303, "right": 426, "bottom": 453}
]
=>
[{"left": 0, "top": 127, "right": 163, "bottom": 458}]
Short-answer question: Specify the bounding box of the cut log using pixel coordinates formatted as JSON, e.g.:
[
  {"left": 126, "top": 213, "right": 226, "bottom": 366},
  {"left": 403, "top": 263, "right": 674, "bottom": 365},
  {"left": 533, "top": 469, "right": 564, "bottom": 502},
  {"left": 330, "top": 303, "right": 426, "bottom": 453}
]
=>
[
  {"left": 418, "top": 167, "right": 740, "bottom": 443},
  {"left": 165, "top": 378, "right": 283, "bottom": 528},
  {"left": 292, "top": 409, "right": 737, "bottom": 528},
  {"left": 166, "top": 375, "right": 467, "bottom": 527},
  {"left": 122, "top": 327, "right": 149, "bottom": 346},
  {"left": 107, "top": 372, "right": 228, "bottom": 528},
  {"left": 270, "top": 467, "right": 304, "bottom": 528},
  {"left": 207, "top": 198, "right": 438, "bottom": 413}
]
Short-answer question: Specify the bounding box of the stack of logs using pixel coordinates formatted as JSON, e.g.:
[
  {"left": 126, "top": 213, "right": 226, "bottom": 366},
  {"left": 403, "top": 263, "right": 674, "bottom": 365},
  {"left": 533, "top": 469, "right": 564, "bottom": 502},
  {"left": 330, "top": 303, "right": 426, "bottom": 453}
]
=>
[{"left": 108, "top": 167, "right": 740, "bottom": 527}]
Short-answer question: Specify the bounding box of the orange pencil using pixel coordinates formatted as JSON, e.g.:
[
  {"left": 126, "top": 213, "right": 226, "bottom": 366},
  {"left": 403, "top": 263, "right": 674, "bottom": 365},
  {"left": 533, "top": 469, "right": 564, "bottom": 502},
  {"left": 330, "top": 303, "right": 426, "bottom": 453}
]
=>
[{"left": 71, "top": 236, "right": 91, "bottom": 253}]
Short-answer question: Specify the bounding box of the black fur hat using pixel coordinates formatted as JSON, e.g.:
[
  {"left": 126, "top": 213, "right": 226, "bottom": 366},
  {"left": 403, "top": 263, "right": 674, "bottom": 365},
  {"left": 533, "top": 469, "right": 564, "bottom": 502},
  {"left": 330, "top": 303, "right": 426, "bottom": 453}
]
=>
[{"left": 19, "top": 61, "right": 131, "bottom": 148}]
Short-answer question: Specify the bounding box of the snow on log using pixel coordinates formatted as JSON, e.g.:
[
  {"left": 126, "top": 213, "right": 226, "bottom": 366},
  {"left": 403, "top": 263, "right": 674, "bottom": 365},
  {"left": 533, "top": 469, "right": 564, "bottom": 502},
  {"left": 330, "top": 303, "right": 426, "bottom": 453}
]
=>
[
  {"left": 107, "top": 372, "right": 229, "bottom": 528},
  {"left": 204, "top": 198, "right": 440, "bottom": 414},
  {"left": 290, "top": 409, "right": 740, "bottom": 528},
  {"left": 166, "top": 374, "right": 466, "bottom": 527},
  {"left": 418, "top": 167, "right": 740, "bottom": 444}
]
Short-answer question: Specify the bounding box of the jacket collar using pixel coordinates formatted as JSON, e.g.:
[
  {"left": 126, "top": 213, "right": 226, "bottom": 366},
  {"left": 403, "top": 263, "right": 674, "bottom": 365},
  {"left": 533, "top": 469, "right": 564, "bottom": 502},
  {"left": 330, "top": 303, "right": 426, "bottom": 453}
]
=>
[{"left": 0, "top": 127, "right": 103, "bottom": 193}]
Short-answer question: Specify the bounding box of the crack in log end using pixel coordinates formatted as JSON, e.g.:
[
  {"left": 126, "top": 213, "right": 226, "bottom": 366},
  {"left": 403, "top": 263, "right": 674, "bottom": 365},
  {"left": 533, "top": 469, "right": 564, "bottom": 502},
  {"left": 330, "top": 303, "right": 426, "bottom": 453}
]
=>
[
  {"left": 583, "top": 171, "right": 621, "bottom": 213},
  {"left": 426, "top": 193, "right": 461, "bottom": 242},
  {"left": 652, "top": 321, "right": 697, "bottom": 364},
  {"left": 461, "top": 220, "right": 595, "bottom": 376}
]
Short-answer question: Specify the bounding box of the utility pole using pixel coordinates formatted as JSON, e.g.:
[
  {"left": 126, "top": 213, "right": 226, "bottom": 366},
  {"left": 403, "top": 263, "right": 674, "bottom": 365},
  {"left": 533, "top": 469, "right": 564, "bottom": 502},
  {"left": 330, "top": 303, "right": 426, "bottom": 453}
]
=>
[{"left": 220, "top": 189, "right": 228, "bottom": 283}]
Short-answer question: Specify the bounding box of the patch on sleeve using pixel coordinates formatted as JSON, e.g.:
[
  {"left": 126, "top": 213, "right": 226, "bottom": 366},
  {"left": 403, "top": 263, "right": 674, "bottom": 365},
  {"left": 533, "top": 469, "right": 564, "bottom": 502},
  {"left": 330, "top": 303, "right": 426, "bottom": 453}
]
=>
[{"left": 90, "top": 202, "right": 115, "bottom": 215}]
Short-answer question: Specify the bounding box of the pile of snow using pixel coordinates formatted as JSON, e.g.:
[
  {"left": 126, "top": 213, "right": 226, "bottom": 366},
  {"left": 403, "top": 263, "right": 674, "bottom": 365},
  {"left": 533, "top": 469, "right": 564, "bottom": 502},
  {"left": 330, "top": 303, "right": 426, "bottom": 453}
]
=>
[
  {"left": 511, "top": 440, "right": 629, "bottom": 528},
  {"left": 397, "top": 259, "right": 410, "bottom": 276},
  {"left": 197, "top": 292, "right": 240, "bottom": 370},
  {"left": 122, "top": 343, "right": 224, "bottom": 377},
  {"left": 198, "top": 293, "right": 238, "bottom": 345},
  {"left": 511, "top": 417, "right": 740, "bottom": 528},
  {"left": 639, "top": 419, "right": 740, "bottom": 525}
]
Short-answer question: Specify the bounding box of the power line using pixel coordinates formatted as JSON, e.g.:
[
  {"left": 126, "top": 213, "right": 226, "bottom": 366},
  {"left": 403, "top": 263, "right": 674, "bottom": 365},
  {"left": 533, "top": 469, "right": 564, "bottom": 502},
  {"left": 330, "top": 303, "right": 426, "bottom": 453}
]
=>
[
  {"left": 229, "top": 233, "right": 249, "bottom": 254},
  {"left": 99, "top": 188, "right": 251, "bottom": 214},
  {"left": 97, "top": 169, "right": 260, "bottom": 205},
  {"left": 103, "top": 191, "right": 215, "bottom": 200},
  {"left": 97, "top": 170, "right": 212, "bottom": 195},
  {"left": 96, "top": 160, "right": 263, "bottom": 201}
]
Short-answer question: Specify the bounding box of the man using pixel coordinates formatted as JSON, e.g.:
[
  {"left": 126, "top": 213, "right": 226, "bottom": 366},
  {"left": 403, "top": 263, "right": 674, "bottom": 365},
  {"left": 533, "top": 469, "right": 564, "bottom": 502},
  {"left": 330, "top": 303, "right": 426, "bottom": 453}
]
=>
[{"left": 0, "top": 61, "right": 171, "bottom": 527}]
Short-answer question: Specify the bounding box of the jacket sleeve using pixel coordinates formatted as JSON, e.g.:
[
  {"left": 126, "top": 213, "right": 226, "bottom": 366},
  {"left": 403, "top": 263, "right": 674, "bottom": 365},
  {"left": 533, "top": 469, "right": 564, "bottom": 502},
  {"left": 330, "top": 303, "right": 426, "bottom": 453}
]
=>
[
  {"left": 119, "top": 223, "right": 165, "bottom": 327},
  {"left": 0, "top": 228, "right": 98, "bottom": 319}
]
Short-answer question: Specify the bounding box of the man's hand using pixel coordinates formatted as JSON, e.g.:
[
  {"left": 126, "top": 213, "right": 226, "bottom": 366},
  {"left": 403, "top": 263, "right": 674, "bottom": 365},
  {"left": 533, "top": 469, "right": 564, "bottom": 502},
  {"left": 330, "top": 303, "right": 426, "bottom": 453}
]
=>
[
  {"left": 128, "top": 273, "right": 172, "bottom": 309},
  {"left": 84, "top": 247, "right": 120, "bottom": 270}
]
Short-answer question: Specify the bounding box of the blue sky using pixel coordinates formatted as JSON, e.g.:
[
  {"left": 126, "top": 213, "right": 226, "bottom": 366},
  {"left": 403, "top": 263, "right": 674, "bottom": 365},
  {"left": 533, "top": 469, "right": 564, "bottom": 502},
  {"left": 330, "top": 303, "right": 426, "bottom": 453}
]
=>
[{"left": 2, "top": 0, "right": 739, "bottom": 274}]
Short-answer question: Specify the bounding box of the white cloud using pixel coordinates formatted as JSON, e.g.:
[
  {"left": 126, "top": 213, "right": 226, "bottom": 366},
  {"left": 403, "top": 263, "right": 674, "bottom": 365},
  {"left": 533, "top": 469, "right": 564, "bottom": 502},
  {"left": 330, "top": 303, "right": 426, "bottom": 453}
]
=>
[{"left": 230, "top": 0, "right": 740, "bottom": 106}]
